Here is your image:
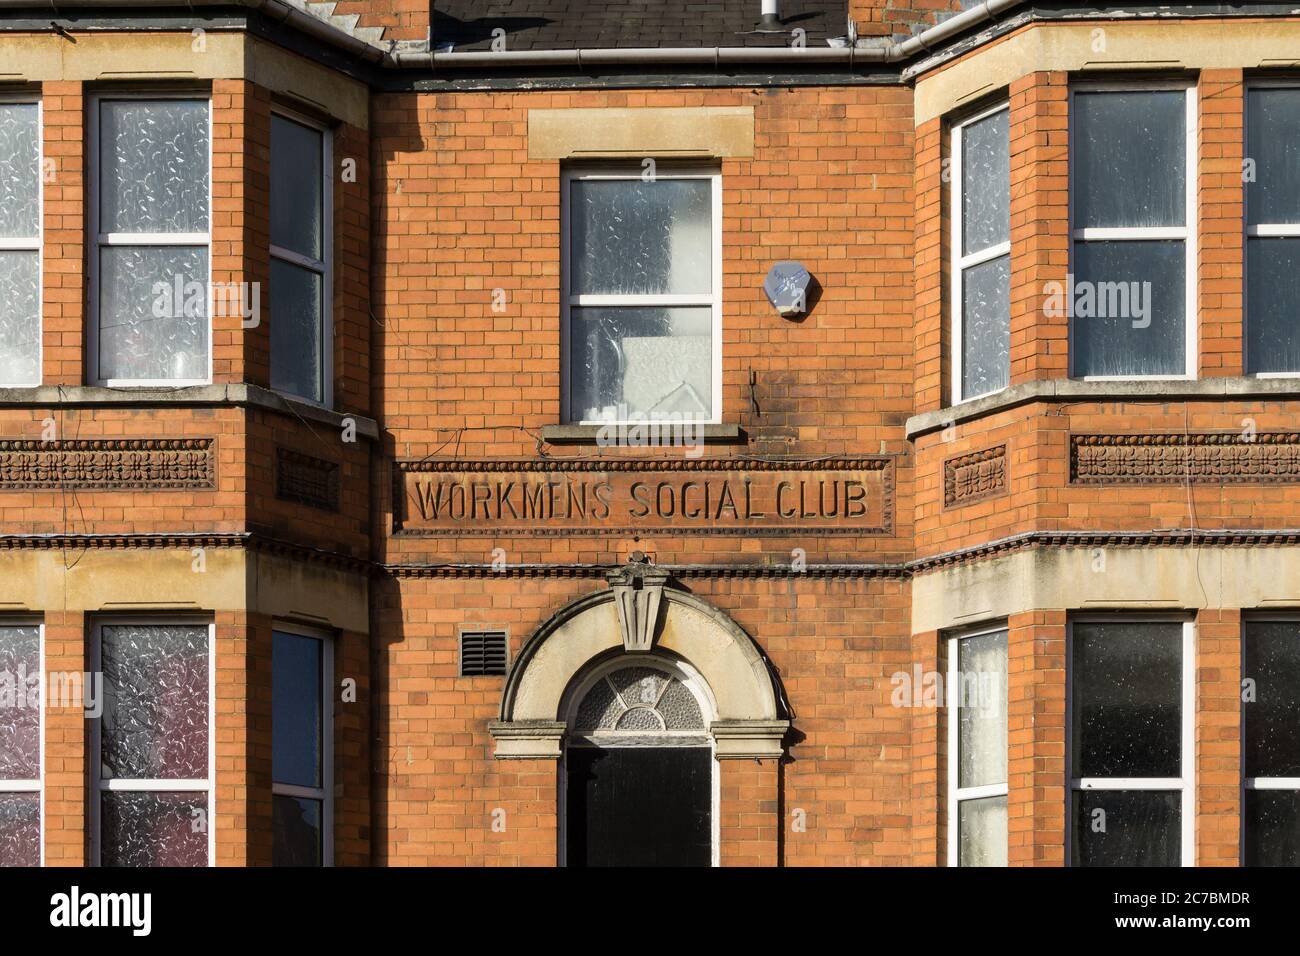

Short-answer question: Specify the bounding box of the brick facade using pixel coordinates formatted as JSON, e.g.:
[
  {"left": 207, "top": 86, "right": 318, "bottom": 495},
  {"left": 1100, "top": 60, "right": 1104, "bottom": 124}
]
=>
[{"left": 1, "top": 6, "right": 1298, "bottom": 868}]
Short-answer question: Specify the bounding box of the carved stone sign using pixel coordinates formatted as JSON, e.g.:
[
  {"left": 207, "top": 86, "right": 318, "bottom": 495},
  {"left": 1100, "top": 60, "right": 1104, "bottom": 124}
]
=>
[
  {"left": 394, "top": 458, "right": 894, "bottom": 536},
  {"left": 0, "top": 439, "right": 214, "bottom": 490},
  {"left": 1071, "top": 433, "right": 1300, "bottom": 485}
]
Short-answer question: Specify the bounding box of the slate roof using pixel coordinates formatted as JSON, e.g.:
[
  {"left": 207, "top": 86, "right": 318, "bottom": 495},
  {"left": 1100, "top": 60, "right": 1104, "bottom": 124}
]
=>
[{"left": 432, "top": 1, "right": 852, "bottom": 51}]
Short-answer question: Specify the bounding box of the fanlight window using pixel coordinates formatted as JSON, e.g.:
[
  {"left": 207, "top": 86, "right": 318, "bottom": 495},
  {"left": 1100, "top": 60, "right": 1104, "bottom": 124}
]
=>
[{"left": 574, "top": 665, "right": 705, "bottom": 732}]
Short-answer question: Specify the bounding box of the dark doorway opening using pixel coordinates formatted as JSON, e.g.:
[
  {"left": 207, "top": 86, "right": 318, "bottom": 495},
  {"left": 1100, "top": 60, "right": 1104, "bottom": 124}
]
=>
[{"left": 565, "top": 746, "right": 712, "bottom": 867}]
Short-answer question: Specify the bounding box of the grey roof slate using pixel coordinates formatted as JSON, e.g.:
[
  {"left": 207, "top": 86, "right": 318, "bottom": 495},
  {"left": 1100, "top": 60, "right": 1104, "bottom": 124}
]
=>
[{"left": 432, "top": 1, "right": 852, "bottom": 51}]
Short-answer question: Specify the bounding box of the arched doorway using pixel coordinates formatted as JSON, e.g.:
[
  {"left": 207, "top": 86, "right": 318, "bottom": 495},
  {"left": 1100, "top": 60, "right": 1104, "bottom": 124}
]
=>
[
  {"left": 489, "top": 566, "right": 791, "bottom": 866},
  {"left": 560, "top": 655, "right": 717, "bottom": 867}
]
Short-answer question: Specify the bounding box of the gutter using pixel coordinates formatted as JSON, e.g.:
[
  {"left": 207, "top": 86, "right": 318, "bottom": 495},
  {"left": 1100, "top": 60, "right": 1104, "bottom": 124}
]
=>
[
  {"left": 0, "top": 0, "right": 1025, "bottom": 71},
  {"left": 396, "top": 0, "right": 1025, "bottom": 68}
]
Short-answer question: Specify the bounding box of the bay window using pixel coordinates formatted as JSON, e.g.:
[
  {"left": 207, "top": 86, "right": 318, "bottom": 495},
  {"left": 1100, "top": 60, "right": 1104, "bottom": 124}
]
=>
[
  {"left": 90, "top": 95, "right": 211, "bottom": 385},
  {"left": 92, "top": 621, "right": 212, "bottom": 866},
  {"left": 562, "top": 166, "right": 721, "bottom": 425},
  {"left": 1069, "top": 85, "right": 1196, "bottom": 379},
  {"left": 1069, "top": 617, "right": 1194, "bottom": 866},
  {"left": 0, "top": 98, "right": 41, "bottom": 386},
  {"left": 270, "top": 112, "right": 332, "bottom": 405},
  {"left": 1242, "top": 617, "right": 1300, "bottom": 865},
  {"left": 1245, "top": 85, "right": 1300, "bottom": 375},
  {"left": 952, "top": 104, "right": 1010, "bottom": 402},
  {"left": 947, "top": 626, "right": 1008, "bottom": 866},
  {"left": 273, "top": 626, "right": 332, "bottom": 866},
  {"left": 0, "top": 623, "right": 41, "bottom": 867}
]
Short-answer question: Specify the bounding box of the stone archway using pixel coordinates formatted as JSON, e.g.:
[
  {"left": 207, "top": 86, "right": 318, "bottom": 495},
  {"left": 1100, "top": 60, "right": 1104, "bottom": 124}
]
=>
[{"left": 489, "top": 563, "right": 789, "bottom": 759}]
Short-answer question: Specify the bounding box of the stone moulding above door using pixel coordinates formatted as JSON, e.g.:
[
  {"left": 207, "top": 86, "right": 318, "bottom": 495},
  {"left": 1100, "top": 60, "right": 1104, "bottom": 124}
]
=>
[
  {"left": 489, "top": 577, "right": 789, "bottom": 759},
  {"left": 606, "top": 558, "right": 669, "bottom": 653}
]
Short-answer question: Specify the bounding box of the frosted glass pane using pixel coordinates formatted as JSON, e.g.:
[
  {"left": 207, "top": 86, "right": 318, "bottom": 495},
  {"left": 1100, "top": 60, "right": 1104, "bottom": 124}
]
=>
[
  {"left": 1247, "top": 87, "right": 1300, "bottom": 226},
  {"left": 100, "top": 99, "right": 209, "bottom": 234},
  {"left": 957, "top": 629, "right": 1007, "bottom": 789},
  {"left": 615, "top": 707, "right": 663, "bottom": 730},
  {"left": 609, "top": 666, "right": 667, "bottom": 708},
  {"left": 1071, "top": 621, "right": 1182, "bottom": 778},
  {"left": 1071, "top": 240, "right": 1185, "bottom": 376},
  {"left": 1243, "top": 620, "right": 1300, "bottom": 777},
  {"left": 658, "top": 679, "right": 705, "bottom": 730},
  {"left": 569, "top": 306, "right": 712, "bottom": 421},
  {"left": 0, "top": 793, "right": 39, "bottom": 867},
  {"left": 961, "top": 253, "right": 1010, "bottom": 399},
  {"left": 271, "top": 115, "right": 324, "bottom": 260},
  {"left": 1244, "top": 789, "right": 1300, "bottom": 867},
  {"left": 1073, "top": 90, "right": 1185, "bottom": 229},
  {"left": 961, "top": 109, "right": 1009, "bottom": 254},
  {"left": 1072, "top": 790, "right": 1180, "bottom": 866},
  {"left": 273, "top": 794, "right": 322, "bottom": 866},
  {"left": 0, "top": 102, "right": 39, "bottom": 238},
  {"left": 0, "top": 625, "right": 40, "bottom": 780},
  {"left": 99, "top": 245, "right": 208, "bottom": 381},
  {"left": 270, "top": 258, "right": 323, "bottom": 402},
  {"left": 101, "top": 791, "right": 207, "bottom": 867},
  {"left": 958, "top": 795, "right": 1006, "bottom": 867},
  {"left": 0, "top": 251, "right": 40, "bottom": 385},
  {"left": 1246, "top": 238, "right": 1300, "bottom": 374},
  {"left": 273, "top": 631, "right": 322, "bottom": 790},
  {"left": 100, "top": 623, "right": 208, "bottom": 780},
  {"left": 575, "top": 678, "right": 622, "bottom": 731},
  {"left": 570, "top": 178, "right": 711, "bottom": 295}
]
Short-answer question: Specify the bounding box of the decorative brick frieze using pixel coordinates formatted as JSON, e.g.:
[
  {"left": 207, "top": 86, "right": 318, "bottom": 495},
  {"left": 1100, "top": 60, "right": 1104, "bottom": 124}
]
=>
[
  {"left": 0, "top": 439, "right": 214, "bottom": 490},
  {"left": 1071, "top": 433, "right": 1300, "bottom": 484},
  {"left": 943, "top": 445, "right": 1007, "bottom": 507},
  {"left": 275, "top": 447, "right": 341, "bottom": 511}
]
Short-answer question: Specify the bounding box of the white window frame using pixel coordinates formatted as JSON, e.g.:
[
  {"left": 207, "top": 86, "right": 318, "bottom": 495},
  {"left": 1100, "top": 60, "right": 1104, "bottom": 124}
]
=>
[
  {"left": 1066, "top": 614, "right": 1196, "bottom": 866},
  {"left": 1067, "top": 80, "right": 1198, "bottom": 381},
  {"left": 89, "top": 618, "right": 215, "bottom": 867},
  {"left": 559, "top": 165, "right": 723, "bottom": 426},
  {"left": 946, "top": 622, "right": 1008, "bottom": 867},
  {"left": 950, "top": 102, "right": 1011, "bottom": 405},
  {"left": 1243, "top": 80, "right": 1300, "bottom": 377},
  {"left": 1240, "top": 612, "right": 1300, "bottom": 864},
  {"left": 269, "top": 108, "right": 334, "bottom": 409},
  {"left": 87, "top": 92, "right": 213, "bottom": 388},
  {"left": 271, "top": 622, "right": 334, "bottom": 866},
  {"left": 0, "top": 95, "right": 43, "bottom": 387},
  {"left": 0, "top": 619, "right": 43, "bottom": 867}
]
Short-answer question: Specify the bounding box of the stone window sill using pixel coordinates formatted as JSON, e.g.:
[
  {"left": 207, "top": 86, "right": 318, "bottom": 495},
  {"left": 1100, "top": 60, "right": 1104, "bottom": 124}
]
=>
[
  {"left": 906, "top": 376, "right": 1300, "bottom": 440},
  {"left": 540, "top": 423, "right": 746, "bottom": 444}
]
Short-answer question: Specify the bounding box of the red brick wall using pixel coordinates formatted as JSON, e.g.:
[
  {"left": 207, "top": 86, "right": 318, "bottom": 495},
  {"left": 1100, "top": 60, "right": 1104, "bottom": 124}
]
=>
[
  {"left": 1006, "top": 610, "right": 1066, "bottom": 866},
  {"left": 42, "top": 610, "right": 86, "bottom": 867},
  {"left": 849, "top": 0, "right": 964, "bottom": 39},
  {"left": 334, "top": 0, "right": 429, "bottom": 42},
  {"left": 1009, "top": 71, "right": 1069, "bottom": 385},
  {"left": 41, "top": 81, "right": 83, "bottom": 387},
  {"left": 1199, "top": 69, "right": 1245, "bottom": 378},
  {"left": 372, "top": 85, "right": 916, "bottom": 571},
  {"left": 374, "top": 572, "right": 914, "bottom": 866},
  {"left": 1196, "top": 607, "right": 1242, "bottom": 866}
]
